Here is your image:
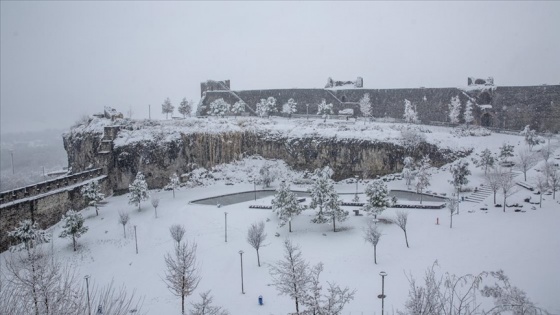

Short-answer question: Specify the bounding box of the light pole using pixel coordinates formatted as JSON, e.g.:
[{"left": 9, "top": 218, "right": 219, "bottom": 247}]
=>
[
  {"left": 84, "top": 275, "right": 91, "bottom": 315},
  {"left": 224, "top": 212, "right": 228, "bottom": 243},
  {"left": 378, "top": 271, "right": 387, "bottom": 315},
  {"left": 239, "top": 250, "right": 245, "bottom": 294},
  {"left": 306, "top": 104, "right": 309, "bottom": 120}
]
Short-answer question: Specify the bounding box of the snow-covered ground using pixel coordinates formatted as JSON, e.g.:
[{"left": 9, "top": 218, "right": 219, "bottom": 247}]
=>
[{"left": 3, "top": 124, "right": 560, "bottom": 314}]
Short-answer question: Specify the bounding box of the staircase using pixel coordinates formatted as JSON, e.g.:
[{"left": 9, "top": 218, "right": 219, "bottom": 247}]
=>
[{"left": 463, "top": 170, "right": 522, "bottom": 203}]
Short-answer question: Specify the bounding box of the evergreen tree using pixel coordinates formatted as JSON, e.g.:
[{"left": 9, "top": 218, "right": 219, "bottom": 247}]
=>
[
  {"left": 520, "top": 125, "right": 539, "bottom": 150},
  {"left": 464, "top": 100, "right": 474, "bottom": 126},
  {"left": 231, "top": 101, "right": 246, "bottom": 117},
  {"left": 308, "top": 167, "right": 347, "bottom": 232},
  {"left": 402, "top": 156, "right": 416, "bottom": 189},
  {"left": 403, "top": 99, "right": 418, "bottom": 123},
  {"left": 359, "top": 93, "right": 372, "bottom": 124},
  {"left": 162, "top": 97, "right": 174, "bottom": 119},
  {"left": 169, "top": 173, "right": 180, "bottom": 198},
  {"left": 207, "top": 98, "right": 230, "bottom": 117},
  {"left": 363, "top": 222, "right": 382, "bottom": 264},
  {"left": 80, "top": 180, "right": 104, "bottom": 216},
  {"left": 178, "top": 98, "right": 192, "bottom": 118},
  {"left": 59, "top": 210, "right": 88, "bottom": 251},
  {"left": 499, "top": 143, "right": 515, "bottom": 162},
  {"left": 415, "top": 156, "right": 432, "bottom": 204},
  {"left": 450, "top": 159, "right": 471, "bottom": 214},
  {"left": 448, "top": 95, "right": 461, "bottom": 124},
  {"left": 7, "top": 220, "right": 51, "bottom": 252},
  {"left": 271, "top": 181, "right": 304, "bottom": 232},
  {"left": 282, "top": 98, "right": 297, "bottom": 118},
  {"left": 363, "top": 179, "right": 392, "bottom": 218},
  {"left": 129, "top": 172, "right": 150, "bottom": 210},
  {"left": 256, "top": 98, "right": 269, "bottom": 118},
  {"left": 479, "top": 148, "right": 495, "bottom": 174}
]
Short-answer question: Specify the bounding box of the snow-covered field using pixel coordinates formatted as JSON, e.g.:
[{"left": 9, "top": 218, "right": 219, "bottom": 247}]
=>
[{"left": 3, "top": 124, "right": 560, "bottom": 314}]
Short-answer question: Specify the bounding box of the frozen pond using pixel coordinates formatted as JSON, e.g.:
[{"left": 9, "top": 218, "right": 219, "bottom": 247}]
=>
[{"left": 190, "top": 189, "right": 446, "bottom": 206}]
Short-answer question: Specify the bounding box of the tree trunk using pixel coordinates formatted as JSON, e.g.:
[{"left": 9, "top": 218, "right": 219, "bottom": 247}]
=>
[
  {"left": 404, "top": 230, "right": 409, "bottom": 248},
  {"left": 289, "top": 220, "right": 292, "bottom": 233},
  {"left": 31, "top": 258, "right": 39, "bottom": 315},
  {"left": 524, "top": 171, "right": 527, "bottom": 182},
  {"left": 333, "top": 217, "right": 336, "bottom": 232},
  {"left": 493, "top": 191, "right": 497, "bottom": 204},
  {"left": 72, "top": 234, "right": 76, "bottom": 251},
  {"left": 123, "top": 225, "right": 126, "bottom": 238},
  {"left": 295, "top": 295, "right": 299, "bottom": 314},
  {"left": 374, "top": 245, "right": 377, "bottom": 264},
  {"left": 257, "top": 248, "right": 261, "bottom": 267},
  {"left": 95, "top": 205, "right": 99, "bottom": 216},
  {"left": 503, "top": 194, "right": 506, "bottom": 212},
  {"left": 173, "top": 189, "right": 175, "bottom": 198},
  {"left": 457, "top": 191, "right": 460, "bottom": 215},
  {"left": 539, "top": 194, "right": 542, "bottom": 208},
  {"left": 138, "top": 202, "right": 141, "bottom": 211},
  {"left": 450, "top": 213, "right": 453, "bottom": 229},
  {"left": 181, "top": 293, "right": 185, "bottom": 314}
]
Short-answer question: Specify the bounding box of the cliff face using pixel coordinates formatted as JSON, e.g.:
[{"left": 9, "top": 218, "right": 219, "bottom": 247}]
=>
[{"left": 63, "top": 119, "right": 469, "bottom": 191}]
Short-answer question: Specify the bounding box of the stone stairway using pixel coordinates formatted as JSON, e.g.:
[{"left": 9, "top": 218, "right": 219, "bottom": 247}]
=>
[{"left": 463, "top": 170, "right": 522, "bottom": 203}]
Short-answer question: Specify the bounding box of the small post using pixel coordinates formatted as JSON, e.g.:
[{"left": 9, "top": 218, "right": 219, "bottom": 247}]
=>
[
  {"left": 224, "top": 212, "right": 228, "bottom": 243},
  {"left": 10, "top": 150, "right": 14, "bottom": 174},
  {"left": 134, "top": 225, "right": 138, "bottom": 254},
  {"left": 254, "top": 181, "right": 257, "bottom": 201},
  {"left": 306, "top": 104, "right": 309, "bottom": 120},
  {"left": 379, "top": 271, "right": 387, "bottom": 315},
  {"left": 239, "top": 250, "right": 245, "bottom": 294},
  {"left": 85, "top": 275, "right": 91, "bottom": 315},
  {"left": 436, "top": 217, "right": 439, "bottom": 225}
]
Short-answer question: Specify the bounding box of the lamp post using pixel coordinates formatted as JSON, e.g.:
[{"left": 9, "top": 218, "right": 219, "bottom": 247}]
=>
[
  {"left": 239, "top": 250, "right": 245, "bottom": 294},
  {"left": 306, "top": 104, "right": 309, "bottom": 120},
  {"left": 84, "top": 275, "right": 91, "bottom": 315},
  {"left": 378, "top": 271, "right": 387, "bottom": 315},
  {"left": 224, "top": 212, "right": 228, "bottom": 243}
]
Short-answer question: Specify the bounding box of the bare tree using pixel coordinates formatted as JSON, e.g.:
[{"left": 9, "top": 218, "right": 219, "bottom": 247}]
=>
[
  {"left": 541, "top": 145, "right": 551, "bottom": 162},
  {"left": 269, "top": 239, "right": 310, "bottom": 314},
  {"left": 544, "top": 162, "right": 560, "bottom": 199},
  {"left": 169, "top": 224, "right": 186, "bottom": 246},
  {"left": 516, "top": 148, "right": 535, "bottom": 182},
  {"left": 118, "top": 211, "right": 130, "bottom": 238},
  {"left": 485, "top": 168, "right": 502, "bottom": 204},
  {"left": 363, "top": 222, "right": 382, "bottom": 264},
  {"left": 534, "top": 175, "right": 549, "bottom": 208},
  {"left": 447, "top": 198, "right": 459, "bottom": 228},
  {"left": 302, "top": 263, "right": 356, "bottom": 315},
  {"left": 151, "top": 197, "right": 160, "bottom": 218},
  {"left": 189, "top": 290, "right": 229, "bottom": 315},
  {"left": 499, "top": 171, "right": 517, "bottom": 212},
  {"left": 164, "top": 241, "right": 200, "bottom": 315},
  {"left": 246, "top": 221, "right": 267, "bottom": 267},
  {"left": 393, "top": 210, "right": 410, "bottom": 248}
]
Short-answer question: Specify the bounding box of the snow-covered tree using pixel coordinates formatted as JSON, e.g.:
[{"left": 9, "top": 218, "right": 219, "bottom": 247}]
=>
[
  {"left": 231, "top": 100, "right": 246, "bottom": 117},
  {"left": 449, "top": 159, "right": 471, "bottom": 214},
  {"left": 271, "top": 181, "right": 304, "bottom": 232},
  {"left": 269, "top": 239, "right": 310, "bottom": 314},
  {"left": 543, "top": 162, "right": 560, "bottom": 199},
  {"left": 400, "top": 127, "right": 426, "bottom": 155},
  {"left": 178, "top": 98, "right": 192, "bottom": 118},
  {"left": 129, "top": 172, "right": 149, "bottom": 210},
  {"left": 499, "top": 143, "right": 515, "bottom": 162},
  {"left": 520, "top": 125, "right": 539, "bottom": 150},
  {"left": 169, "top": 173, "right": 180, "bottom": 198},
  {"left": 448, "top": 95, "right": 461, "bottom": 124},
  {"left": 463, "top": 100, "right": 474, "bottom": 126},
  {"left": 302, "top": 263, "right": 356, "bottom": 315},
  {"left": 317, "top": 99, "right": 334, "bottom": 122},
  {"left": 393, "top": 210, "right": 410, "bottom": 248},
  {"left": 164, "top": 240, "right": 200, "bottom": 315},
  {"left": 255, "top": 98, "right": 269, "bottom": 118},
  {"left": 363, "top": 179, "right": 392, "bottom": 218},
  {"left": 517, "top": 148, "right": 535, "bottom": 181},
  {"left": 402, "top": 167, "right": 415, "bottom": 190},
  {"left": 534, "top": 175, "right": 549, "bottom": 208},
  {"left": 485, "top": 167, "right": 503, "bottom": 204},
  {"left": 415, "top": 156, "right": 432, "bottom": 204},
  {"left": 169, "top": 224, "right": 186, "bottom": 246},
  {"left": 189, "top": 291, "right": 229, "bottom": 315},
  {"left": 478, "top": 148, "right": 495, "bottom": 174},
  {"left": 246, "top": 221, "right": 267, "bottom": 267},
  {"left": 118, "top": 211, "right": 130, "bottom": 238},
  {"left": 59, "top": 210, "right": 88, "bottom": 251},
  {"left": 282, "top": 98, "right": 297, "bottom": 118},
  {"left": 499, "top": 171, "right": 517, "bottom": 212},
  {"left": 7, "top": 220, "right": 51, "bottom": 252},
  {"left": 403, "top": 99, "right": 418, "bottom": 124},
  {"left": 447, "top": 197, "right": 459, "bottom": 228},
  {"left": 80, "top": 180, "right": 104, "bottom": 216},
  {"left": 359, "top": 93, "right": 372, "bottom": 124},
  {"left": 259, "top": 163, "right": 276, "bottom": 188},
  {"left": 363, "top": 222, "right": 382, "bottom": 264},
  {"left": 162, "top": 97, "right": 174, "bottom": 119},
  {"left": 309, "top": 167, "right": 347, "bottom": 232},
  {"left": 207, "top": 98, "right": 230, "bottom": 117},
  {"left": 151, "top": 196, "right": 160, "bottom": 218}
]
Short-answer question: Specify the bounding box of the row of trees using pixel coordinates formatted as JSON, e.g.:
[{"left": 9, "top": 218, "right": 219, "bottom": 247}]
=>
[{"left": 161, "top": 97, "right": 194, "bottom": 119}]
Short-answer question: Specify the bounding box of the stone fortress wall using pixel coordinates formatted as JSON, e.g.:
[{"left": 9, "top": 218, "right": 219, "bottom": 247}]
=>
[{"left": 198, "top": 77, "right": 560, "bottom": 132}]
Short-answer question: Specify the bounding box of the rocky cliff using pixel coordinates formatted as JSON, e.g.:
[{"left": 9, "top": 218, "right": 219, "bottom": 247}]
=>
[{"left": 63, "top": 117, "right": 470, "bottom": 191}]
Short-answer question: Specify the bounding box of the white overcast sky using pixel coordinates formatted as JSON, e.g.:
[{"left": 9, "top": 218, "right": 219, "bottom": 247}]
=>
[{"left": 1, "top": 1, "right": 559, "bottom": 134}]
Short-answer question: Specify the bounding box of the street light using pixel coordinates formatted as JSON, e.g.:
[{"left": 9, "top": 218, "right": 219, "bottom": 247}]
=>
[
  {"left": 224, "top": 212, "right": 228, "bottom": 243},
  {"left": 378, "top": 271, "right": 387, "bottom": 315},
  {"left": 84, "top": 275, "right": 91, "bottom": 315},
  {"left": 239, "top": 250, "right": 245, "bottom": 294}
]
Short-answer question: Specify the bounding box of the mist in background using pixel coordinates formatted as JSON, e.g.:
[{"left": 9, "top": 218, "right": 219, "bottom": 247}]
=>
[{"left": 1, "top": 1, "right": 559, "bottom": 134}]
